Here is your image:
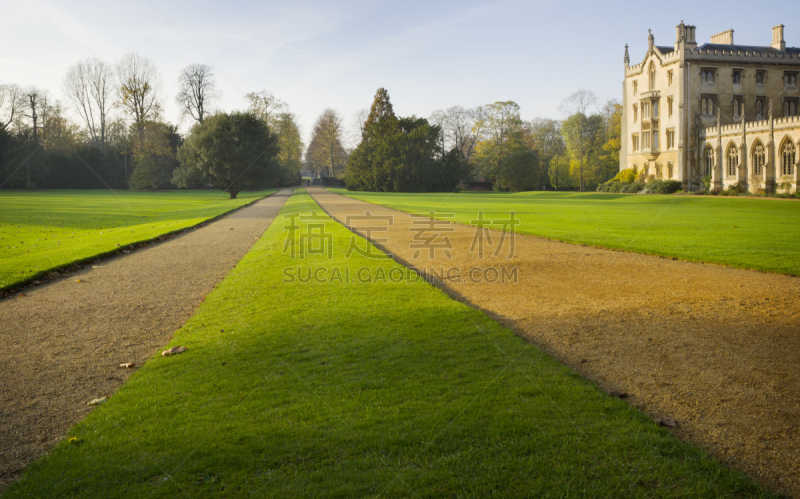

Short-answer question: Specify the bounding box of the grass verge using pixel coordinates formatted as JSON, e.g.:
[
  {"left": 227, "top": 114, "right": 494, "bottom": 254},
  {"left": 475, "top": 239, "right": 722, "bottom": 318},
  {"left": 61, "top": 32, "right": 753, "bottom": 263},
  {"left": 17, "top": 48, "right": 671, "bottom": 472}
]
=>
[
  {"left": 4, "top": 190, "right": 775, "bottom": 498},
  {"left": 0, "top": 189, "right": 276, "bottom": 291},
  {"left": 330, "top": 188, "right": 800, "bottom": 276}
]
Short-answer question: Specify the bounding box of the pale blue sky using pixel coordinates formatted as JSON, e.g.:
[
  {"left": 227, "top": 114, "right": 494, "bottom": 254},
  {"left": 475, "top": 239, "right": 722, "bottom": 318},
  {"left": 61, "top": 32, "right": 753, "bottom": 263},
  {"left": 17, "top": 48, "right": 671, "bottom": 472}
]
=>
[{"left": 0, "top": 0, "right": 790, "bottom": 144}]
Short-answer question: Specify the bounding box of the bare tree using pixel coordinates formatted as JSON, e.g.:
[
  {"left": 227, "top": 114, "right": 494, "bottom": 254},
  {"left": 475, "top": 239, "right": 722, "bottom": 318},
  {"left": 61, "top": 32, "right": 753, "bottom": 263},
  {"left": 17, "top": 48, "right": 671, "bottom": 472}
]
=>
[
  {"left": 176, "top": 63, "right": 218, "bottom": 124},
  {"left": 0, "top": 83, "right": 24, "bottom": 132},
  {"left": 559, "top": 89, "right": 598, "bottom": 116},
  {"left": 64, "top": 57, "right": 115, "bottom": 152},
  {"left": 346, "top": 108, "right": 369, "bottom": 148},
  {"left": 428, "top": 109, "right": 447, "bottom": 155},
  {"left": 23, "top": 87, "right": 48, "bottom": 146},
  {"left": 116, "top": 52, "right": 162, "bottom": 142},
  {"left": 449, "top": 106, "right": 481, "bottom": 162}
]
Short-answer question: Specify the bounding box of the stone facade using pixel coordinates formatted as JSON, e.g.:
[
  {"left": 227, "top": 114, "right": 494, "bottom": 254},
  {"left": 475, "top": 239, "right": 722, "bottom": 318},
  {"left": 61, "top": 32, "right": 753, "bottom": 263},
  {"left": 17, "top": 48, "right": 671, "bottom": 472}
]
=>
[{"left": 621, "top": 22, "right": 800, "bottom": 193}]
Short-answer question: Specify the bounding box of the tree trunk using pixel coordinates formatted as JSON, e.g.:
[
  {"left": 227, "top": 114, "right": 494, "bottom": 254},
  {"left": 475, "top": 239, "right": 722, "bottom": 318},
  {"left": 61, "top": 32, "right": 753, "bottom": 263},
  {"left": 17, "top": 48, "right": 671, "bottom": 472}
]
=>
[{"left": 228, "top": 182, "right": 240, "bottom": 199}]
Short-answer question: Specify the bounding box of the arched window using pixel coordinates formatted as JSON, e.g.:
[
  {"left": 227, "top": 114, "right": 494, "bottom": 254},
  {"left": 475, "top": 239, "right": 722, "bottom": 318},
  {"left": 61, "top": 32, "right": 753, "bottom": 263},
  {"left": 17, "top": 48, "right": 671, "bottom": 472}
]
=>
[
  {"left": 782, "top": 140, "right": 796, "bottom": 176},
  {"left": 649, "top": 63, "right": 656, "bottom": 90},
  {"left": 727, "top": 144, "right": 739, "bottom": 177},
  {"left": 705, "top": 147, "right": 714, "bottom": 176},
  {"left": 752, "top": 142, "right": 765, "bottom": 176}
]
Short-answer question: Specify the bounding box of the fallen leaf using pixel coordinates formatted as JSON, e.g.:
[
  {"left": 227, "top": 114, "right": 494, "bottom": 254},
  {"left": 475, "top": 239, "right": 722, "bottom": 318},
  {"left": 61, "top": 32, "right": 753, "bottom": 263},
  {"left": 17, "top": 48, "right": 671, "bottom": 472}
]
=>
[
  {"left": 608, "top": 391, "right": 628, "bottom": 399},
  {"left": 119, "top": 362, "right": 135, "bottom": 368},
  {"left": 87, "top": 397, "right": 107, "bottom": 406},
  {"left": 656, "top": 417, "right": 677, "bottom": 428},
  {"left": 18, "top": 293, "right": 26, "bottom": 297},
  {"left": 162, "top": 346, "right": 188, "bottom": 356},
  {"left": 76, "top": 279, "right": 83, "bottom": 283}
]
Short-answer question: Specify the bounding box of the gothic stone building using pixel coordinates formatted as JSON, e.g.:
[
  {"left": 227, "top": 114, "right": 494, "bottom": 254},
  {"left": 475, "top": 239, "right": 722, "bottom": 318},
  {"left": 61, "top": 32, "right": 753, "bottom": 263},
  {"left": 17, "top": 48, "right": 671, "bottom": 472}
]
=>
[{"left": 620, "top": 22, "right": 800, "bottom": 193}]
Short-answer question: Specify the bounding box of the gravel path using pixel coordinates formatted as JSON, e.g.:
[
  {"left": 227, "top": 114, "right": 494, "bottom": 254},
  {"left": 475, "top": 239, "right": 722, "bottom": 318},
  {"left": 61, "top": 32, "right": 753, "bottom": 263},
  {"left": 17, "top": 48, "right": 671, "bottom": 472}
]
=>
[
  {"left": 308, "top": 187, "right": 800, "bottom": 498},
  {"left": 0, "top": 188, "right": 292, "bottom": 492}
]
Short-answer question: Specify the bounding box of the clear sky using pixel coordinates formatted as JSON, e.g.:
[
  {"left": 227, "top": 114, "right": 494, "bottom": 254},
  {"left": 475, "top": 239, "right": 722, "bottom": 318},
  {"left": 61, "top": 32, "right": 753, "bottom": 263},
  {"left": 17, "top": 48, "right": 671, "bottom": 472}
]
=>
[{"left": 0, "top": 0, "right": 790, "bottom": 146}]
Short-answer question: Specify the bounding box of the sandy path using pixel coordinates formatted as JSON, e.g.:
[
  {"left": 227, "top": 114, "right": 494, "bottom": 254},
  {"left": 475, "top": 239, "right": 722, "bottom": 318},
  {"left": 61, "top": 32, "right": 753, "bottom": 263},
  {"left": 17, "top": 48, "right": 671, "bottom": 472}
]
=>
[
  {"left": 308, "top": 187, "right": 800, "bottom": 498},
  {"left": 0, "top": 188, "right": 292, "bottom": 492}
]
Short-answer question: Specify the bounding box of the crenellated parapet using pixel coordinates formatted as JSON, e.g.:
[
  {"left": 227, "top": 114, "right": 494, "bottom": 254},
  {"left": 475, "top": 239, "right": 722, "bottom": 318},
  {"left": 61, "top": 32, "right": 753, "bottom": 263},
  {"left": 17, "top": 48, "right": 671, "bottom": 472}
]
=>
[{"left": 699, "top": 115, "right": 800, "bottom": 138}]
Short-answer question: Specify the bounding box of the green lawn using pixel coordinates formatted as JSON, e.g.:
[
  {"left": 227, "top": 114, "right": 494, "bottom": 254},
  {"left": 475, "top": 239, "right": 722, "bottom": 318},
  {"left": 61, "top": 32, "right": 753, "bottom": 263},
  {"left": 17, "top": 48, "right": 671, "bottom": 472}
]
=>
[
  {"left": 5, "top": 190, "right": 773, "bottom": 497},
  {"left": 0, "top": 189, "right": 276, "bottom": 290},
  {"left": 330, "top": 189, "right": 800, "bottom": 276}
]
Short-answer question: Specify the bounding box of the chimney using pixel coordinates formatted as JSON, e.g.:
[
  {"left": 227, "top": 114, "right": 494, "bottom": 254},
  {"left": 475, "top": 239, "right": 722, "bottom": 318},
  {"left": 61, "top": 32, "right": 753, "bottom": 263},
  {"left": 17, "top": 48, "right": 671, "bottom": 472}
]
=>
[
  {"left": 710, "top": 29, "right": 734, "bottom": 45},
  {"left": 685, "top": 25, "right": 697, "bottom": 48},
  {"left": 772, "top": 24, "right": 785, "bottom": 51}
]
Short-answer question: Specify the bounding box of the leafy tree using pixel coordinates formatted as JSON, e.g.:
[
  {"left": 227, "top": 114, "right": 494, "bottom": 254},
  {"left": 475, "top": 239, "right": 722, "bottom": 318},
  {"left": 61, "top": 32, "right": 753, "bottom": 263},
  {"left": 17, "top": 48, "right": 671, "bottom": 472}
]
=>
[
  {"left": 525, "top": 118, "right": 563, "bottom": 190},
  {"left": 174, "top": 111, "right": 280, "bottom": 198},
  {"left": 496, "top": 147, "right": 541, "bottom": 191},
  {"left": 547, "top": 152, "right": 573, "bottom": 190},
  {"left": 346, "top": 90, "right": 468, "bottom": 192},
  {"left": 244, "top": 90, "right": 287, "bottom": 127},
  {"left": 40, "top": 100, "right": 81, "bottom": 154},
  {"left": 306, "top": 109, "right": 347, "bottom": 177},
  {"left": 273, "top": 112, "right": 303, "bottom": 181},
  {"left": 559, "top": 90, "right": 598, "bottom": 191},
  {"left": 245, "top": 92, "right": 302, "bottom": 183},
  {"left": 597, "top": 100, "right": 622, "bottom": 183},
  {"left": 561, "top": 112, "right": 602, "bottom": 191},
  {"left": 472, "top": 101, "right": 523, "bottom": 182},
  {"left": 129, "top": 122, "right": 180, "bottom": 190},
  {"left": 363, "top": 87, "right": 394, "bottom": 137}
]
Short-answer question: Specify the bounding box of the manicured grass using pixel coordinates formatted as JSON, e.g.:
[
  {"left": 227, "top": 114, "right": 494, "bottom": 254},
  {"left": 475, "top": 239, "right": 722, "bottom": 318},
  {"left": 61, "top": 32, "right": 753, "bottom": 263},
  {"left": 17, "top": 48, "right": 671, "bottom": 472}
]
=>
[
  {"left": 5, "top": 190, "right": 773, "bottom": 497},
  {"left": 0, "top": 189, "right": 276, "bottom": 290},
  {"left": 331, "top": 188, "right": 800, "bottom": 276}
]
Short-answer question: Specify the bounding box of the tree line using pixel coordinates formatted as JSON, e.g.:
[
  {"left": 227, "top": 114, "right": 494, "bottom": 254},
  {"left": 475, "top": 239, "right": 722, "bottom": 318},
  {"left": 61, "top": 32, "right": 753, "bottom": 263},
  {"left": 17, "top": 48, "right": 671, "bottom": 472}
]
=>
[
  {"left": 338, "top": 88, "right": 621, "bottom": 192},
  {"left": 0, "top": 54, "right": 305, "bottom": 195},
  {"left": 1, "top": 54, "right": 621, "bottom": 194}
]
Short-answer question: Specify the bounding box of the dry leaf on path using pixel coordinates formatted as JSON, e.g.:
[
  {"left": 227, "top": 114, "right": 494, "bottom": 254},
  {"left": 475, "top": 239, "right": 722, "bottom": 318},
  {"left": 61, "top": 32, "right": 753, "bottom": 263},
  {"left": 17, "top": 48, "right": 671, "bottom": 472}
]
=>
[
  {"left": 608, "top": 391, "right": 628, "bottom": 398},
  {"left": 656, "top": 417, "right": 677, "bottom": 428},
  {"left": 87, "top": 397, "right": 107, "bottom": 406},
  {"left": 119, "top": 362, "right": 135, "bottom": 368},
  {"left": 161, "top": 346, "right": 188, "bottom": 356}
]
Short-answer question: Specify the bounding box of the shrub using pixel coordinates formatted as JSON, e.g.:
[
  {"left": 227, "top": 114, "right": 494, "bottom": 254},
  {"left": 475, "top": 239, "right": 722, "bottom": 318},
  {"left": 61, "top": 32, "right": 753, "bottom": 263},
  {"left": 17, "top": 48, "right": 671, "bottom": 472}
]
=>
[
  {"left": 611, "top": 168, "right": 637, "bottom": 184},
  {"left": 643, "top": 179, "right": 682, "bottom": 194},
  {"left": 622, "top": 181, "right": 645, "bottom": 193},
  {"left": 596, "top": 180, "right": 615, "bottom": 192},
  {"left": 726, "top": 182, "right": 746, "bottom": 195},
  {"left": 608, "top": 181, "right": 625, "bottom": 193},
  {"left": 702, "top": 174, "right": 711, "bottom": 191}
]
